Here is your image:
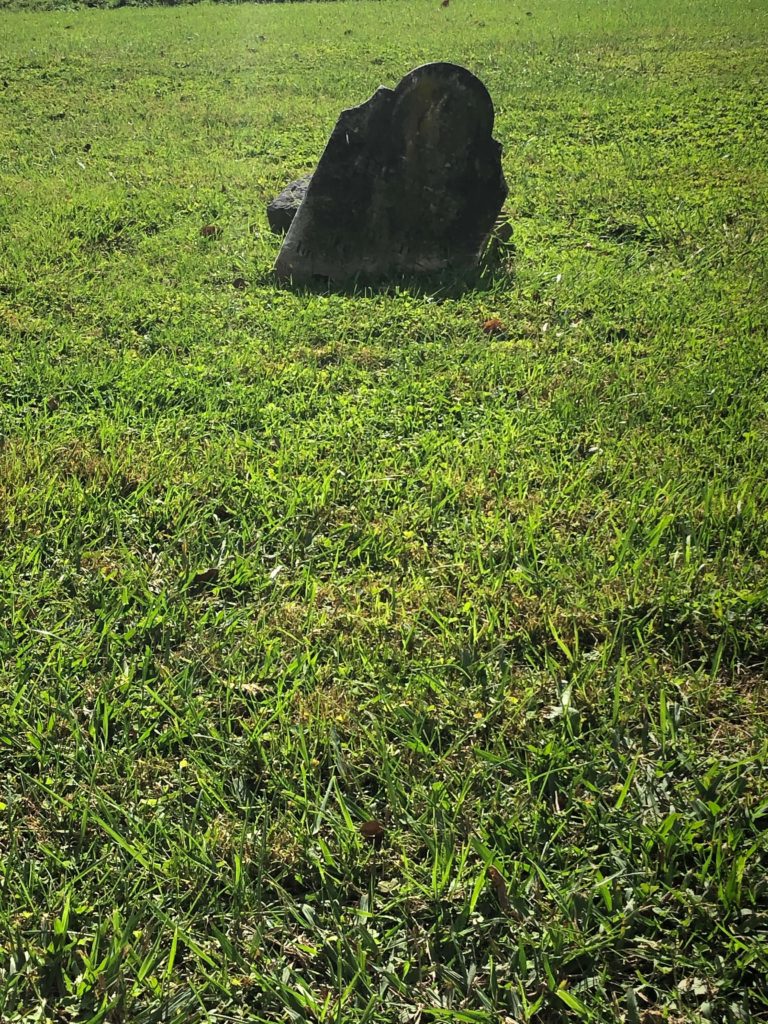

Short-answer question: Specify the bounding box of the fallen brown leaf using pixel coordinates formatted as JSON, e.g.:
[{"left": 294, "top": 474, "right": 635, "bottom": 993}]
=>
[
  {"left": 359, "top": 820, "right": 386, "bottom": 843},
  {"left": 482, "top": 317, "right": 506, "bottom": 336}
]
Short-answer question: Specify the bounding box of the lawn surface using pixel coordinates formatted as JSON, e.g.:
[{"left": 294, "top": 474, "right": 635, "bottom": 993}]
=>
[{"left": 1, "top": 0, "right": 768, "bottom": 1021}]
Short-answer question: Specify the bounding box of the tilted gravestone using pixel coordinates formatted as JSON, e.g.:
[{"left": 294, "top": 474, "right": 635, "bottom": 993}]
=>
[{"left": 272, "top": 63, "right": 508, "bottom": 283}]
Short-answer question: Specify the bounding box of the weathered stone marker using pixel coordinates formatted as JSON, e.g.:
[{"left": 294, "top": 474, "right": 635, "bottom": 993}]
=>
[
  {"left": 267, "top": 175, "right": 311, "bottom": 235},
  {"left": 272, "top": 63, "right": 507, "bottom": 283}
]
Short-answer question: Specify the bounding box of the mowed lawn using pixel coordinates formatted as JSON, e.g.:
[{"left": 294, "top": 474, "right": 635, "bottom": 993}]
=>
[{"left": 1, "top": 0, "right": 767, "bottom": 1021}]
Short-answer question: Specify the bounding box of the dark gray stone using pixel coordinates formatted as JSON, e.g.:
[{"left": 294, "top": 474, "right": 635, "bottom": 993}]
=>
[
  {"left": 274, "top": 63, "right": 508, "bottom": 283},
  {"left": 267, "top": 175, "right": 311, "bottom": 234}
]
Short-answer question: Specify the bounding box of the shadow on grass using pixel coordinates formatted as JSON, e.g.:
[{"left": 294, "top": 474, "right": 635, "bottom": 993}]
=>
[
  {"left": 257, "top": 240, "right": 516, "bottom": 298},
  {"left": 262, "top": 264, "right": 513, "bottom": 299}
]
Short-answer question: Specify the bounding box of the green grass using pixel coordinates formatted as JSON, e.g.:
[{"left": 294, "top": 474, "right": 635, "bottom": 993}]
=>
[{"left": 1, "top": 0, "right": 767, "bottom": 1021}]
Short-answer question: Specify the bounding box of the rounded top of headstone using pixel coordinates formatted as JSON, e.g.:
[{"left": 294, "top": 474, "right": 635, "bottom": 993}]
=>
[{"left": 392, "top": 62, "right": 496, "bottom": 136}]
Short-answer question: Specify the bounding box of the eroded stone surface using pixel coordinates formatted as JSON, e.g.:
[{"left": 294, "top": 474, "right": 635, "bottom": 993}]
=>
[
  {"left": 267, "top": 175, "right": 311, "bottom": 234},
  {"left": 274, "top": 63, "right": 507, "bottom": 283}
]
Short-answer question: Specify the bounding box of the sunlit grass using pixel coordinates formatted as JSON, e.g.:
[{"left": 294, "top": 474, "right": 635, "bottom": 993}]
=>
[{"left": 1, "top": 0, "right": 767, "bottom": 1021}]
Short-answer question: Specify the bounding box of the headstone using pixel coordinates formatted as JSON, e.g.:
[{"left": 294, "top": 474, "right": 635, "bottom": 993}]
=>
[
  {"left": 267, "top": 175, "right": 311, "bottom": 234},
  {"left": 273, "top": 63, "right": 508, "bottom": 283}
]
